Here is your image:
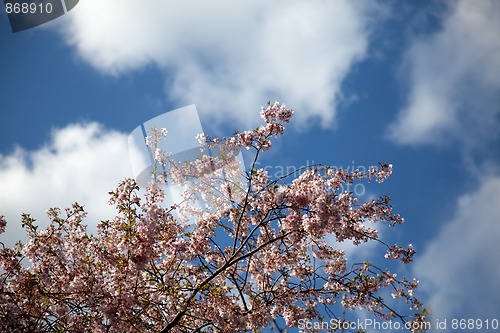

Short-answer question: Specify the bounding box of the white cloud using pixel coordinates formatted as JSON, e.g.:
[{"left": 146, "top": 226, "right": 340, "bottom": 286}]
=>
[
  {"left": 390, "top": 3, "right": 500, "bottom": 317},
  {"left": 413, "top": 175, "right": 500, "bottom": 320},
  {"left": 388, "top": 0, "right": 500, "bottom": 146},
  {"left": 0, "top": 123, "right": 132, "bottom": 248},
  {"left": 56, "top": 0, "right": 383, "bottom": 129}
]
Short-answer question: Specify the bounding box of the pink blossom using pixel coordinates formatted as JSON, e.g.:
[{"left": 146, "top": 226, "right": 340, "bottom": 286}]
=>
[
  {"left": 0, "top": 215, "right": 6, "bottom": 234},
  {"left": 0, "top": 102, "right": 427, "bottom": 332}
]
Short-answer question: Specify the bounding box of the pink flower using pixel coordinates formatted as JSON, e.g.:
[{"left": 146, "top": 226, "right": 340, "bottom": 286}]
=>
[
  {"left": 0, "top": 215, "right": 6, "bottom": 234},
  {"left": 0, "top": 102, "right": 425, "bottom": 333}
]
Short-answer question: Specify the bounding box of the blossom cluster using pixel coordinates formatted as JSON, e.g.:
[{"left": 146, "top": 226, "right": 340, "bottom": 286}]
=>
[
  {"left": 0, "top": 215, "right": 6, "bottom": 234},
  {"left": 196, "top": 101, "right": 293, "bottom": 153},
  {"left": 0, "top": 102, "right": 426, "bottom": 332}
]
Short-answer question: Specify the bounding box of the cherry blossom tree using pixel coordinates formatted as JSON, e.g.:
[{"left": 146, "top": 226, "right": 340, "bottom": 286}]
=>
[{"left": 0, "top": 102, "right": 427, "bottom": 332}]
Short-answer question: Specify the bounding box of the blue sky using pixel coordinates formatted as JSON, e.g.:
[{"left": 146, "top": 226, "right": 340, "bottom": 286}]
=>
[{"left": 1, "top": 0, "right": 500, "bottom": 331}]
